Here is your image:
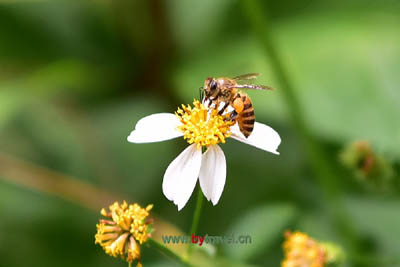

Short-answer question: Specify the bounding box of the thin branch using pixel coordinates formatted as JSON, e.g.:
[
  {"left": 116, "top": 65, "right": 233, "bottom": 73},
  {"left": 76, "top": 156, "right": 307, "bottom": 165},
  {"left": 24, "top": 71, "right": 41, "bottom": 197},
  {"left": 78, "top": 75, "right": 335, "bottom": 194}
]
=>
[
  {"left": 0, "top": 152, "right": 184, "bottom": 243},
  {"left": 0, "top": 152, "right": 120, "bottom": 210}
]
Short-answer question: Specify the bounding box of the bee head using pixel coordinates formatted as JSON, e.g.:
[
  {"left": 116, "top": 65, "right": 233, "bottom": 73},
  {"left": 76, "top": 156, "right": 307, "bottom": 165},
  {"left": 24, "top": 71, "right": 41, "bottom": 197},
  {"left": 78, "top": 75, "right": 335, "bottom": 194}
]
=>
[{"left": 204, "top": 77, "right": 219, "bottom": 98}]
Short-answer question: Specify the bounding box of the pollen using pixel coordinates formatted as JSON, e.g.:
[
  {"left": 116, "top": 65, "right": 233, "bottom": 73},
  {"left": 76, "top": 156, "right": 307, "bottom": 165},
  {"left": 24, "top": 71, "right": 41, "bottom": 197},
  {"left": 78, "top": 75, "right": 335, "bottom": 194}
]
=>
[
  {"left": 281, "top": 231, "right": 326, "bottom": 267},
  {"left": 175, "top": 100, "right": 235, "bottom": 149},
  {"left": 95, "top": 201, "right": 153, "bottom": 267}
]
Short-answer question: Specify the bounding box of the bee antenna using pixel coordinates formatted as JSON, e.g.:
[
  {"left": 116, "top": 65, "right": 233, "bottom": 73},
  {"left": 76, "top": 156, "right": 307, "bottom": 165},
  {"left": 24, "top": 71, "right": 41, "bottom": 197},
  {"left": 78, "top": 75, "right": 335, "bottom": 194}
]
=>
[{"left": 199, "top": 86, "right": 205, "bottom": 101}]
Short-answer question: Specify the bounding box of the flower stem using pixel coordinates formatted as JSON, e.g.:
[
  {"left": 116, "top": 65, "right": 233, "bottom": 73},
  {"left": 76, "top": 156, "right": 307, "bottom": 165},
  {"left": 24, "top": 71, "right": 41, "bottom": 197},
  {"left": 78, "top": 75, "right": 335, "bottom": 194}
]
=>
[
  {"left": 240, "top": 0, "right": 362, "bottom": 260},
  {"left": 188, "top": 185, "right": 204, "bottom": 255},
  {"left": 148, "top": 238, "right": 192, "bottom": 266}
]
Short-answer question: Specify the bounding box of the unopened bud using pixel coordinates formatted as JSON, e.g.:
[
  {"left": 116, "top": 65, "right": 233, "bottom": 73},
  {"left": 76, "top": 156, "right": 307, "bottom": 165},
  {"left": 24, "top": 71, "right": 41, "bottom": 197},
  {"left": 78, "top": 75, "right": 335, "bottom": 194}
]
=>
[{"left": 340, "top": 140, "right": 393, "bottom": 190}]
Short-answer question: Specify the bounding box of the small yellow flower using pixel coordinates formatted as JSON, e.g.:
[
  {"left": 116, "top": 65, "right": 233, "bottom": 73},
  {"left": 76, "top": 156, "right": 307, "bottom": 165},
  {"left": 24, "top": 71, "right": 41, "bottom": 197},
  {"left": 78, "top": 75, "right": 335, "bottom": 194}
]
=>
[
  {"left": 281, "top": 231, "right": 326, "bottom": 267},
  {"left": 95, "top": 201, "right": 153, "bottom": 267}
]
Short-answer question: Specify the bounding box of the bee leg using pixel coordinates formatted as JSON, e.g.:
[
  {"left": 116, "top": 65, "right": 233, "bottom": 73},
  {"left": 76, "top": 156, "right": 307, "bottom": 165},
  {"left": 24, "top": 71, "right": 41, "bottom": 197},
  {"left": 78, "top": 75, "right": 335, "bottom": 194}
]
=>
[
  {"left": 225, "top": 110, "right": 238, "bottom": 122},
  {"left": 212, "top": 99, "right": 221, "bottom": 110},
  {"left": 203, "top": 95, "right": 209, "bottom": 104},
  {"left": 218, "top": 102, "right": 230, "bottom": 115},
  {"left": 208, "top": 98, "right": 214, "bottom": 108}
]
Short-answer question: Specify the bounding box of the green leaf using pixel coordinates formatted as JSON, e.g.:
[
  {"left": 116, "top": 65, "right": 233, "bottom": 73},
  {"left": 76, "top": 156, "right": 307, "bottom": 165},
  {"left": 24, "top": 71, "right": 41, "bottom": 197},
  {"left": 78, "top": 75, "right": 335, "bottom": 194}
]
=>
[
  {"left": 24, "top": 59, "right": 111, "bottom": 97},
  {"left": 345, "top": 196, "right": 400, "bottom": 258},
  {"left": 224, "top": 203, "right": 297, "bottom": 261},
  {"left": 275, "top": 11, "right": 400, "bottom": 158},
  {"left": 0, "top": 88, "right": 29, "bottom": 128},
  {"left": 166, "top": 0, "right": 234, "bottom": 49},
  {"left": 0, "top": 1, "right": 124, "bottom": 62}
]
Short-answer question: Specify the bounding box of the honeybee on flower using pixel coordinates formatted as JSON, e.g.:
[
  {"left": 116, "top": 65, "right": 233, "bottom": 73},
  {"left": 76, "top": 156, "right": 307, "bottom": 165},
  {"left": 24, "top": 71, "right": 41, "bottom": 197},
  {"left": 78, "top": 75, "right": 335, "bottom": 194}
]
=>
[
  {"left": 202, "top": 73, "right": 274, "bottom": 137},
  {"left": 128, "top": 95, "right": 281, "bottom": 211}
]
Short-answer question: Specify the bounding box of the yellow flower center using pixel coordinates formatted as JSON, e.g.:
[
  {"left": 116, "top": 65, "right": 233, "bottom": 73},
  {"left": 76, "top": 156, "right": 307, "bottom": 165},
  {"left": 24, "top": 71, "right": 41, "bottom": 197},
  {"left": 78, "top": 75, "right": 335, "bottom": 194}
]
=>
[
  {"left": 282, "top": 231, "right": 326, "bottom": 267},
  {"left": 176, "top": 100, "right": 235, "bottom": 149},
  {"left": 95, "top": 201, "right": 153, "bottom": 267}
]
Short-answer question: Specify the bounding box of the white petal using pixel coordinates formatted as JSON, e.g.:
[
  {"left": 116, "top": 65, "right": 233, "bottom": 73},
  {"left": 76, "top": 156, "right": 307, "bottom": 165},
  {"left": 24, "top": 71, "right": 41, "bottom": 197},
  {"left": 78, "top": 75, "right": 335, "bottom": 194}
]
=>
[
  {"left": 127, "top": 113, "right": 183, "bottom": 143},
  {"left": 162, "top": 144, "right": 202, "bottom": 210},
  {"left": 199, "top": 145, "right": 226, "bottom": 205},
  {"left": 231, "top": 122, "right": 281, "bottom": 154}
]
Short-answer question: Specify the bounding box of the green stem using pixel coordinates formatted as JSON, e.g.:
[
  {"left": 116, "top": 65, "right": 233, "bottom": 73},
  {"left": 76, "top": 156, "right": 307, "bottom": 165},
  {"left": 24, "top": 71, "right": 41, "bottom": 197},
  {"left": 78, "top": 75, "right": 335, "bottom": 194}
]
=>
[
  {"left": 148, "top": 238, "right": 192, "bottom": 266},
  {"left": 240, "top": 0, "right": 361, "bottom": 260},
  {"left": 188, "top": 186, "right": 204, "bottom": 255}
]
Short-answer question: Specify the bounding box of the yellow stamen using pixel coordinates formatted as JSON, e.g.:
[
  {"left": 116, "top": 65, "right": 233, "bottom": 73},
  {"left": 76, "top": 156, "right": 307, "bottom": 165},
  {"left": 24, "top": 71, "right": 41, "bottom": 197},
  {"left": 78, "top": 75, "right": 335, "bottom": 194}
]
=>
[
  {"left": 127, "top": 236, "right": 141, "bottom": 265},
  {"left": 175, "top": 100, "right": 235, "bottom": 149},
  {"left": 95, "top": 232, "right": 119, "bottom": 242},
  {"left": 105, "top": 232, "right": 129, "bottom": 257}
]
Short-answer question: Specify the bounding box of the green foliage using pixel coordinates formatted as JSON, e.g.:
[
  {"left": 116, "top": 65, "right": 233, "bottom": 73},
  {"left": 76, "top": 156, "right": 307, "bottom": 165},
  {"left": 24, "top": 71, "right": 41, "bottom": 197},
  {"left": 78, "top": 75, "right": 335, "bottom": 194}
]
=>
[
  {"left": 345, "top": 196, "right": 400, "bottom": 259},
  {"left": 172, "top": 10, "right": 400, "bottom": 158},
  {"left": 224, "top": 203, "right": 297, "bottom": 261}
]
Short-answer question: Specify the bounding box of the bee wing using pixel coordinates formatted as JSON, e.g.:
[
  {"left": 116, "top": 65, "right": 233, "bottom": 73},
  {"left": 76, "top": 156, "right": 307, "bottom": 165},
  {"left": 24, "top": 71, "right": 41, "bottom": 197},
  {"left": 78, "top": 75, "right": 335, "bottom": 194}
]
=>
[
  {"left": 232, "top": 73, "right": 260, "bottom": 81},
  {"left": 231, "top": 84, "right": 275, "bottom": 90}
]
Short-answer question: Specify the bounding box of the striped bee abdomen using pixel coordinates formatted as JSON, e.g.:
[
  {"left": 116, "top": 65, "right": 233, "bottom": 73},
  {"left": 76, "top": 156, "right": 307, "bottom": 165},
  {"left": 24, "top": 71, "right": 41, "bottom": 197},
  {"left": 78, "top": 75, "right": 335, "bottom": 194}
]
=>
[{"left": 237, "top": 93, "right": 255, "bottom": 138}]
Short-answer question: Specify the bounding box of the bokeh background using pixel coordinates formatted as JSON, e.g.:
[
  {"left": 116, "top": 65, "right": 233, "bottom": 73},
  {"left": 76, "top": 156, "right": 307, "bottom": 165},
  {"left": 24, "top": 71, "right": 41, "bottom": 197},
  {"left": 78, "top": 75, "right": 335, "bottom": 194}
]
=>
[{"left": 1, "top": 0, "right": 399, "bottom": 266}]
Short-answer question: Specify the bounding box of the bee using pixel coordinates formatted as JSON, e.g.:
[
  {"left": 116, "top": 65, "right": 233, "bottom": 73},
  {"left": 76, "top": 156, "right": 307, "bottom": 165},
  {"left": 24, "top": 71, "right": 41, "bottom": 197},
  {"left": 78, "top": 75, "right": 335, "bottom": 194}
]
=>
[{"left": 203, "top": 73, "right": 274, "bottom": 138}]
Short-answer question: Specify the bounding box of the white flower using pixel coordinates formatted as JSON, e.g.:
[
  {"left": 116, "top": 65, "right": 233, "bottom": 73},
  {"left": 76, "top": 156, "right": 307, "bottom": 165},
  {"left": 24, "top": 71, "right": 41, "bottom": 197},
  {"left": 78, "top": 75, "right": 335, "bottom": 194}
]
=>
[{"left": 127, "top": 100, "right": 281, "bottom": 210}]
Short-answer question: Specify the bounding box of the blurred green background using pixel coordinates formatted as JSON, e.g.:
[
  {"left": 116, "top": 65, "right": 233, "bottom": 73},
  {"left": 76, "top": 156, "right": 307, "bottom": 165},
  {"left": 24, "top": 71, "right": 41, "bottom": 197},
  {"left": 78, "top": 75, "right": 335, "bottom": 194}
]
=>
[{"left": 0, "top": 0, "right": 399, "bottom": 266}]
